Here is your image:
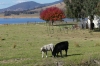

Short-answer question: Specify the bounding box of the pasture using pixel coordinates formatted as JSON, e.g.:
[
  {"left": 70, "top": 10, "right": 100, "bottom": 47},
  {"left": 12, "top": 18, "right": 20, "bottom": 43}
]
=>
[{"left": 0, "top": 23, "right": 100, "bottom": 66}]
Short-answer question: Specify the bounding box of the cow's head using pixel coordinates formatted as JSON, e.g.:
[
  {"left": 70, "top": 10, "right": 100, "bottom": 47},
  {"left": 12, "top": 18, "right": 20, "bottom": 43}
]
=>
[
  {"left": 52, "top": 51, "right": 56, "bottom": 57},
  {"left": 40, "top": 47, "right": 43, "bottom": 52}
]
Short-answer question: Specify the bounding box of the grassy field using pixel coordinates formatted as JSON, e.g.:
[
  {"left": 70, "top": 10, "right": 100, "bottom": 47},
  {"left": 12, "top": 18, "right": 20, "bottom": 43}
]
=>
[{"left": 0, "top": 23, "right": 100, "bottom": 66}]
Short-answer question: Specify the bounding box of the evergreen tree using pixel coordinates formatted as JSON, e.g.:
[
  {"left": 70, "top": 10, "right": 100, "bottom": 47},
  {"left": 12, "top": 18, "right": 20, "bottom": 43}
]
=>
[
  {"left": 64, "top": 0, "right": 100, "bottom": 29},
  {"left": 96, "top": 2, "right": 100, "bottom": 16}
]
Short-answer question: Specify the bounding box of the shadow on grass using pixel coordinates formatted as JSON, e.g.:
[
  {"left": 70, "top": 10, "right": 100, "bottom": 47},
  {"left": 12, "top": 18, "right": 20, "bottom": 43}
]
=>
[
  {"left": 94, "top": 30, "right": 100, "bottom": 32},
  {"left": 53, "top": 24, "right": 75, "bottom": 26},
  {"left": 49, "top": 54, "right": 82, "bottom": 58},
  {"left": 93, "top": 28, "right": 100, "bottom": 32},
  {"left": 67, "top": 54, "right": 82, "bottom": 57}
]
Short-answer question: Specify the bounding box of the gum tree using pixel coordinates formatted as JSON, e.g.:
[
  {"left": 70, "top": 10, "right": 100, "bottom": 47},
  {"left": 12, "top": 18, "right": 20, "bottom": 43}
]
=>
[
  {"left": 96, "top": 2, "right": 100, "bottom": 30},
  {"left": 64, "top": 0, "right": 100, "bottom": 30}
]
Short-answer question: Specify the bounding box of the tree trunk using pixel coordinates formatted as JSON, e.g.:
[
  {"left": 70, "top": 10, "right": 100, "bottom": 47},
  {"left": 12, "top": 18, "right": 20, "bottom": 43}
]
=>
[
  {"left": 99, "top": 23, "right": 100, "bottom": 31},
  {"left": 90, "top": 15, "right": 94, "bottom": 30},
  {"left": 51, "top": 21, "right": 54, "bottom": 25}
]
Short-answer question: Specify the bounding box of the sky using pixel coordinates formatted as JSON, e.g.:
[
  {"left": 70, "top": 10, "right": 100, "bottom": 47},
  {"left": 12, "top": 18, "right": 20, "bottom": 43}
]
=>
[{"left": 0, "top": 0, "right": 60, "bottom": 9}]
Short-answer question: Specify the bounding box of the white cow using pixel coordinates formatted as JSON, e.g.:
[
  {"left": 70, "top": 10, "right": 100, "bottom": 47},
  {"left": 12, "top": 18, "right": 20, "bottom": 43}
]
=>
[{"left": 40, "top": 43, "right": 54, "bottom": 58}]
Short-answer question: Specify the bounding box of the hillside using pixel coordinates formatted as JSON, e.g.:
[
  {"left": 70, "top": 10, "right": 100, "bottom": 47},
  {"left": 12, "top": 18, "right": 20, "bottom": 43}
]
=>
[
  {"left": 0, "top": 1, "right": 66, "bottom": 18},
  {"left": 31, "top": 2, "right": 66, "bottom": 13},
  {"left": 0, "top": 1, "right": 41, "bottom": 12},
  {"left": 0, "top": 0, "right": 63, "bottom": 12}
]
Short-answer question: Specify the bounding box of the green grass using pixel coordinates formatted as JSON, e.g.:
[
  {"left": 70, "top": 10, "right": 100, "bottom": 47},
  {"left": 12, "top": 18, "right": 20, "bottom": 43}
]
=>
[{"left": 0, "top": 23, "right": 100, "bottom": 66}]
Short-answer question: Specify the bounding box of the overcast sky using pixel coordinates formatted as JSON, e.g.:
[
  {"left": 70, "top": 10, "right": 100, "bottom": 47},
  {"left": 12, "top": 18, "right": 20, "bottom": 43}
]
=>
[{"left": 0, "top": 0, "right": 60, "bottom": 9}]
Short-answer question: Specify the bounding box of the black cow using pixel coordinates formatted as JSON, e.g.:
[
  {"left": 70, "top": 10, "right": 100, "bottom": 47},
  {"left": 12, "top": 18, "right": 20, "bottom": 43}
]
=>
[{"left": 52, "top": 41, "right": 69, "bottom": 57}]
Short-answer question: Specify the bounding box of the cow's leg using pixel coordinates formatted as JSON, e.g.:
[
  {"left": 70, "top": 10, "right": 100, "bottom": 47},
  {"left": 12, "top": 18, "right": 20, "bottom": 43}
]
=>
[
  {"left": 42, "top": 51, "right": 44, "bottom": 58},
  {"left": 56, "top": 53, "right": 58, "bottom": 57},
  {"left": 60, "top": 51, "right": 62, "bottom": 57},
  {"left": 65, "top": 49, "right": 68, "bottom": 56},
  {"left": 45, "top": 51, "right": 47, "bottom": 58}
]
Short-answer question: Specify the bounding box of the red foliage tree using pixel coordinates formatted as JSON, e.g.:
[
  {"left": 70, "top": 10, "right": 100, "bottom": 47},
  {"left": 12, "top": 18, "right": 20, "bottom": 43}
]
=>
[{"left": 40, "top": 7, "right": 66, "bottom": 25}]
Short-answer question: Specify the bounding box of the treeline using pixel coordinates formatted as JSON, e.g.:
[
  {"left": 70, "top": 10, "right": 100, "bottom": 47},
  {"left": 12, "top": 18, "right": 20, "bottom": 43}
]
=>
[
  {"left": 4, "top": 10, "right": 38, "bottom": 16},
  {"left": 64, "top": 0, "right": 100, "bottom": 19}
]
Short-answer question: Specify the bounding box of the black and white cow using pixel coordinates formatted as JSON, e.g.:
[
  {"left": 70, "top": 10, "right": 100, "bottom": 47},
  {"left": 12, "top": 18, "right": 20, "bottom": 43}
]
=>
[
  {"left": 40, "top": 43, "right": 54, "bottom": 58},
  {"left": 52, "top": 41, "right": 69, "bottom": 57}
]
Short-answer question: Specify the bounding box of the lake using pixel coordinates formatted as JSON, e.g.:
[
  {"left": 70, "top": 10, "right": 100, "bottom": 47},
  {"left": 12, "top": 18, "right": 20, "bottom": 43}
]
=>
[
  {"left": 0, "top": 18, "right": 74, "bottom": 24},
  {"left": 0, "top": 18, "right": 45, "bottom": 24}
]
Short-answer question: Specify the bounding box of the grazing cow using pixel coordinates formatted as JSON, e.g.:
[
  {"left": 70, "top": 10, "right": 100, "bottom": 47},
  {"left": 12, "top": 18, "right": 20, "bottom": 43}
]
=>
[
  {"left": 40, "top": 43, "right": 54, "bottom": 58},
  {"left": 52, "top": 41, "right": 69, "bottom": 57}
]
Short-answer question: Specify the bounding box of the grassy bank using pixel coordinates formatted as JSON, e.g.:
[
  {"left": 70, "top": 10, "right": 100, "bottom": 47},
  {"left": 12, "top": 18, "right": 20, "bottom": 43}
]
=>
[
  {"left": 0, "top": 13, "right": 39, "bottom": 18},
  {"left": 0, "top": 23, "right": 100, "bottom": 66}
]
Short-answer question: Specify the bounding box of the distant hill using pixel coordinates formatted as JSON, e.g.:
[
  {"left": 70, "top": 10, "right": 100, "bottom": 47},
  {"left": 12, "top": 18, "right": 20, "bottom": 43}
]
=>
[
  {"left": 0, "top": 0, "right": 63, "bottom": 12},
  {"left": 0, "top": 1, "right": 41, "bottom": 12},
  {"left": 32, "top": 2, "right": 66, "bottom": 13}
]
